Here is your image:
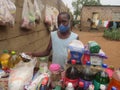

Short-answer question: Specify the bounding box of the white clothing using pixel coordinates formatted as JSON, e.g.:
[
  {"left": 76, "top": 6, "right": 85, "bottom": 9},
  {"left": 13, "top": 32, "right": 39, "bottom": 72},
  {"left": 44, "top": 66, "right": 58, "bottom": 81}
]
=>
[{"left": 51, "top": 31, "right": 78, "bottom": 68}]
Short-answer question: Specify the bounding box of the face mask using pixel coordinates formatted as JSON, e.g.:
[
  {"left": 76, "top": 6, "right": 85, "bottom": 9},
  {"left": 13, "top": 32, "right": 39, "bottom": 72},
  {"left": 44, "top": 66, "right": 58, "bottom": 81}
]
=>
[{"left": 58, "top": 24, "right": 70, "bottom": 33}]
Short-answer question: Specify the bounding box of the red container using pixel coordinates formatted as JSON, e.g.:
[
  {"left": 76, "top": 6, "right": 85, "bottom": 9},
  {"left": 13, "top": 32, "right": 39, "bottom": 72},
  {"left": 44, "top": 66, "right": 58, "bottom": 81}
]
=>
[
  {"left": 63, "top": 77, "right": 79, "bottom": 87},
  {"left": 82, "top": 54, "right": 90, "bottom": 65}
]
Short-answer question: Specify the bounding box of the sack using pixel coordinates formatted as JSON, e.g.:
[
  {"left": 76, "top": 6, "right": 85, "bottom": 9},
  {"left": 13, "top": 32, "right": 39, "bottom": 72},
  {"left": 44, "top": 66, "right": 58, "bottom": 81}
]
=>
[{"left": 8, "top": 58, "right": 37, "bottom": 90}]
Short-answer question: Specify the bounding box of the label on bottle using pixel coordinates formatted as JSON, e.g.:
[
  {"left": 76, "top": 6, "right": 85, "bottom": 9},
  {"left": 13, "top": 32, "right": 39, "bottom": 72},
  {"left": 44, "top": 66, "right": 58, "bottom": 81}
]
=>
[
  {"left": 90, "top": 56, "right": 103, "bottom": 66},
  {"left": 80, "top": 79, "right": 92, "bottom": 89}
]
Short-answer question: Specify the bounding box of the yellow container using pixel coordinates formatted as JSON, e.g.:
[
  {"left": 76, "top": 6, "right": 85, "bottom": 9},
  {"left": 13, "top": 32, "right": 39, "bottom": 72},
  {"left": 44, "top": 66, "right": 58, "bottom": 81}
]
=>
[{"left": 0, "top": 50, "right": 10, "bottom": 70}]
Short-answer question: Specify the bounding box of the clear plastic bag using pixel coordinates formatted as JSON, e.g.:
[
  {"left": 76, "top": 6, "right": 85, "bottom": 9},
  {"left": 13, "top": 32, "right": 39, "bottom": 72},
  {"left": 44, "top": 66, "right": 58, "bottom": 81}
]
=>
[
  {"left": 34, "top": 0, "right": 43, "bottom": 23},
  {"left": 21, "top": 0, "right": 35, "bottom": 30},
  {"left": 0, "top": 0, "right": 15, "bottom": 26},
  {"left": 8, "top": 58, "right": 37, "bottom": 90}
]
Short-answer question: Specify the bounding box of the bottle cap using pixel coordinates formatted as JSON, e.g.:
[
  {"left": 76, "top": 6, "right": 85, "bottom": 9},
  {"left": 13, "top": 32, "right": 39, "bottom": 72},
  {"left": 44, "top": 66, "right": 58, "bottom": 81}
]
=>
[
  {"left": 67, "top": 82, "right": 73, "bottom": 87},
  {"left": 100, "top": 84, "right": 106, "bottom": 90},
  {"left": 49, "top": 64, "right": 61, "bottom": 72},
  {"left": 111, "top": 86, "right": 117, "bottom": 90},
  {"left": 11, "top": 51, "right": 16, "bottom": 55},
  {"left": 102, "top": 64, "right": 108, "bottom": 68},
  {"left": 86, "top": 61, "right": 91, "bottom": 66},
  {"left": 88, "top": 84, "right": 94, "bottom": 90},
  {"left": 71, "top": 59, "right": 76, "bottom": 64},
  {"left": 79, "top": 81, "right": 84, "bottom": 87}
]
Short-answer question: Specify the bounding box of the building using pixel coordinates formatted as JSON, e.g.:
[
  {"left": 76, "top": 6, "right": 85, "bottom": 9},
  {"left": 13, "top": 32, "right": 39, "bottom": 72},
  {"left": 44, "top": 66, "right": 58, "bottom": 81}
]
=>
[{"left": 81, "top": 5, "right": 120, "bottom": 30}]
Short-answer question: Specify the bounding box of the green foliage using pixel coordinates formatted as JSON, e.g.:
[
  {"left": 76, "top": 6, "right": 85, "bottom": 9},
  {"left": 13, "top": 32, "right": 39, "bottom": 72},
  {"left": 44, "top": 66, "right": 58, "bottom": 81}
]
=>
[{"left": 103, "top": 28, "right": 120, "bottom": 41}]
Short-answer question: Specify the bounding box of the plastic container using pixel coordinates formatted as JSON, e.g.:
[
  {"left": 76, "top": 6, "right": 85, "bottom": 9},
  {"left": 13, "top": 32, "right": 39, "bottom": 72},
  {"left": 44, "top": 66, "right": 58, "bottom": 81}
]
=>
[
  {"left": 80, "top": 61, "right": 94, "bottom": 90},
  {"left": 49, "top": 64, "right": 61, "bottom": 88},
  {"left": 64, "top": 60, "right": 79, "bottom": 87},
  {"left": 88, "top": 41, "right": 101, "bottom": 53},
  {"left": 107, "top": 69, "right": 120, "bottom": 90},
  {"left": 9, "top": 51, "right": 21, "bottom": 68},
  {"left": 67, "top": 40, "right": 84, "bottom": 64},
  {"left": 93, "top": 64, "right": 110, "bottom": 90},
  {"left": 77, "top": 81, "right": 84, "bottom": 90},
  {"left": 0, "top": 50, "right": 10, "bottom": 70}
]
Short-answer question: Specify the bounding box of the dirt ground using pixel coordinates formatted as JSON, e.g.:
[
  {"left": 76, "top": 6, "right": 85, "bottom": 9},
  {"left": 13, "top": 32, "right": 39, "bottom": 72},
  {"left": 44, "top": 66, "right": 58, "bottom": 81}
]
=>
[{"left": 73, "top": 28, "right": 120, "bottom": 68}]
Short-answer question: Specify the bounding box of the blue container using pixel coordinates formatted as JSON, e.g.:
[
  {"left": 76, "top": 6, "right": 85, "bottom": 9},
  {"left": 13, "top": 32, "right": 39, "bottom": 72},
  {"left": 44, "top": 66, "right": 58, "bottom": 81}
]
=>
[{"left": 68, "top": 51, "right": 83, "bottom": 64}]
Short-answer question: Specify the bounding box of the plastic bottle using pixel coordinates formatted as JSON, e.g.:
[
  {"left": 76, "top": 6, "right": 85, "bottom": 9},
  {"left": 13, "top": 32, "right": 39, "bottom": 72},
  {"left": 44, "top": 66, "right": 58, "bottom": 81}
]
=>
[
  {"left": 80, "top": 61, "right": 94, "bottom": 90},
  {"left": 77, "top": 81, "right": 84, "bottom": 90},
  {"left": 88, "top": 41, "right": 101, "bottom": 53},
  {"left": 9, "top": 51, "right": 22, "bottom": 68},
  {"left": 111, "top": 86, "right": 117, "bottom": 90},
  {"left": 93, "top": 64, "right": 110, "bottom": 90},
  {"left": 9, "top": 51, "right": 16, "bottom": 68},
  {"left": 107, "top": 69, "right": 120, "bottom": 90},
  {"left": 39, "top": 56, "right": 48, "bottom": 73},
  {"left": 64, "top": 60, "right": 79, "bottom": 87},
  {"left": 65, "top": 82, "right": 74, "bottom": 90},
  {"left": 0, "top": 50, "right": 10, "bottom": 70}
]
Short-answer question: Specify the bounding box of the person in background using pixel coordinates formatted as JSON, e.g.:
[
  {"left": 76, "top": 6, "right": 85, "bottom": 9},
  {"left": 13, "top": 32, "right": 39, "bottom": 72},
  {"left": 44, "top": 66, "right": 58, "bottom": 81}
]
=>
[{"left": 27, "top": 12, "right": 79, "bottom": 68}]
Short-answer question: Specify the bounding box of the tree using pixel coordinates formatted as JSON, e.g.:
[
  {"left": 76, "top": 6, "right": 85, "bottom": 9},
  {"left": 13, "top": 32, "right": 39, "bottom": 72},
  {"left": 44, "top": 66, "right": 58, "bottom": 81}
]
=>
[{"left": 72, "top": 0, "right": 101, "bottom": 21}]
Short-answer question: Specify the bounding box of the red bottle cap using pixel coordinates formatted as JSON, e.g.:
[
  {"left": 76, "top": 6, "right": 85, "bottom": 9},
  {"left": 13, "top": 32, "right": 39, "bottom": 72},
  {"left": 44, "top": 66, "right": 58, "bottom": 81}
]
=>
[
  {"left": 71, "top": 60, "right": 76, "bottom": 64},
  {"left": 79, "top": 81, "right": 84, "bottom": 87}
]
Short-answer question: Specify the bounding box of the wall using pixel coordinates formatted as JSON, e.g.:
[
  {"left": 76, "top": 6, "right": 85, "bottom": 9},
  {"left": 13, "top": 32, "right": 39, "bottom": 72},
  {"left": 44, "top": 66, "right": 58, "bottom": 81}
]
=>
[
  {"left": 81, "top": 5, "right": 120, "bottom": 30},
  {"left": 0, "top": 0, "right": 67, "bottom": 54}
]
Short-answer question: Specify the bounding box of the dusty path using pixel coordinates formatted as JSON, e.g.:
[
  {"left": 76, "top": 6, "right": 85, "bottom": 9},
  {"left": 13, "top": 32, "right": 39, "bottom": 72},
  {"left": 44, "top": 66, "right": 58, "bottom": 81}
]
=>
[{"left": 73, "top": 29, "right": 120, "bottom": 68}]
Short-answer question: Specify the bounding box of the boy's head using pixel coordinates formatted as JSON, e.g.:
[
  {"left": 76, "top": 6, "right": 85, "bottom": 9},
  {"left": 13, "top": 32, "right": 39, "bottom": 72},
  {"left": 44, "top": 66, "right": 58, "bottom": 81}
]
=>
[{"left": 57, "top": 12, "right": 71, "bottom": 33}]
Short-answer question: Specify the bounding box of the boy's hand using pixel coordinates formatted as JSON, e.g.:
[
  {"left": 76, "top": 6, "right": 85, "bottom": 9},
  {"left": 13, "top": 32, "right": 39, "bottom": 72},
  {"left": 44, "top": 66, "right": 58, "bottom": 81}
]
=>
[{"left": 25, "top": 52, "right": 33, "bottom": 56}]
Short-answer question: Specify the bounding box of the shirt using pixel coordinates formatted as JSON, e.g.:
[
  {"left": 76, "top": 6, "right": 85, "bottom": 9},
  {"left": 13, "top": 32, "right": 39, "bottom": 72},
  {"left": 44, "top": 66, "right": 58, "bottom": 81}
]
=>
[{"left": 51, "top": 31, "right": 78, "bottom": 68}]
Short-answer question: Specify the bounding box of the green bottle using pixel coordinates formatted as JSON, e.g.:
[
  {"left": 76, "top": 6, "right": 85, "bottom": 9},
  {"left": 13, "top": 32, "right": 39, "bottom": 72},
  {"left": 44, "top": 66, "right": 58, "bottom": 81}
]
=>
[
  {"left": 93, "top": 64, "right": 110, "bottom": 90},
  {"left": 88, "top": 41, "right": 101, "bottom": 53}
]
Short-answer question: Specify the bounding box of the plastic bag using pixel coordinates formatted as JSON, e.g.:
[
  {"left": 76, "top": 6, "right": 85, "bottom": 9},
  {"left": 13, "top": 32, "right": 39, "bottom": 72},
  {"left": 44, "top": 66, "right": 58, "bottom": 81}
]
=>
[
  {"left": 4, "top": 0, "right": 16, "bottom": 17},
  {"left": 45, "top": 6, "right": 59, "bottom": 31},
  {"left": 0, "top": 0, "right": 15, "bottom": 26},
  {"left": 25, "top": 73, "right": 50, "bottom": 90},
  {"left": 21, "top": 0, "right": 35, "bottom": 30},
  {"left": 34, "top": 0, "right": 40, "bottom": 23},
  {"left": 45, "top": 6, "right": 53, "bottom": 26},
  {"left": 8, "top": 58, "right": 37, "bottom": 90}
]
